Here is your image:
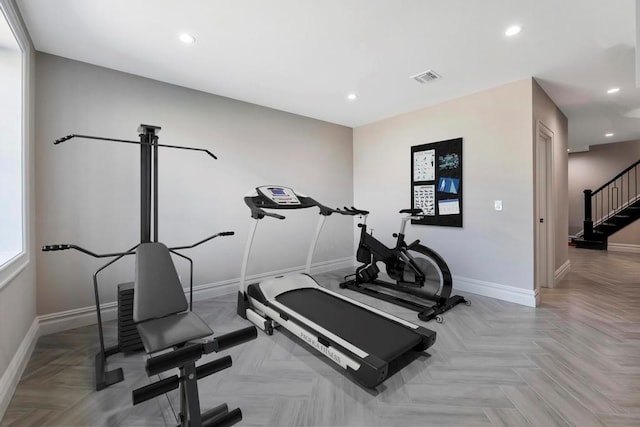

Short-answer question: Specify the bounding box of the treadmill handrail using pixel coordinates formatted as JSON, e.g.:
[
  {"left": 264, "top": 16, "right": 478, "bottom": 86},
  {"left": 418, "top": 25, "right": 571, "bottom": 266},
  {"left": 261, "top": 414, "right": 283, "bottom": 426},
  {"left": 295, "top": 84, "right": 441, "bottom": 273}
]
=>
[
  {"left": 244, "top": 186, "right": 367, "bottom": 220},
  {"left": 244, "top": 196, "right": 287, "bottom": 220},
  {"left": 239, "top": 185, "right": 366, "bottom": 289}
]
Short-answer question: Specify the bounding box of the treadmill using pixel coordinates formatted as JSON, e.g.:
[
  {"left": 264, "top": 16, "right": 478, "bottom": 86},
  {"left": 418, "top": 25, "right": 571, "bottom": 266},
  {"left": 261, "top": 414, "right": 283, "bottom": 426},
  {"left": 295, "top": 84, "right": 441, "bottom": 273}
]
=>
[{"left": 236, "top": 186, "right": 436, "bottom": 388}]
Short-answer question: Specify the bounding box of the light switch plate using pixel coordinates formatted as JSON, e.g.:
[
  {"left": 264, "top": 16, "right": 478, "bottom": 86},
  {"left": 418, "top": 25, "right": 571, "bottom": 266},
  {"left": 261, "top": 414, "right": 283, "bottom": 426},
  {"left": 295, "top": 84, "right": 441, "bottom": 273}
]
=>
[{"left": 494, "top": 200, "right": 503, "bottom": 211}]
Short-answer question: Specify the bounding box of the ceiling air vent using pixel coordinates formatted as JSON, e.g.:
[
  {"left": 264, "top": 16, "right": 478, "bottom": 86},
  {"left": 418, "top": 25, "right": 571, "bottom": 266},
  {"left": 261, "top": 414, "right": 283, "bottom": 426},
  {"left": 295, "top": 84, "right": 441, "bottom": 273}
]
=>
[{"left": 410, "top": 70, "right": 441, "bottom": 84}]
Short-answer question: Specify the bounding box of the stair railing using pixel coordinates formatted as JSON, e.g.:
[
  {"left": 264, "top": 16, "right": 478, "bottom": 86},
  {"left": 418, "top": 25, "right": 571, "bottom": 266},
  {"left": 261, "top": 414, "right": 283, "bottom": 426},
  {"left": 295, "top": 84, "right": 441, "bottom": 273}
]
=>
[{"left": 583, "top": 159, "right": 640, "bottom": 240}]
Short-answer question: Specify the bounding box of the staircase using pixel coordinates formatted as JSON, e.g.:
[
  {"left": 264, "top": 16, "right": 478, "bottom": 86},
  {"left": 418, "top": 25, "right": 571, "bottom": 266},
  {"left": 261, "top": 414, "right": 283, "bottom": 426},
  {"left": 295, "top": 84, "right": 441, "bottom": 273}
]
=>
[{"left": 573, "top": 159, "right": 640, "bottom": 250}]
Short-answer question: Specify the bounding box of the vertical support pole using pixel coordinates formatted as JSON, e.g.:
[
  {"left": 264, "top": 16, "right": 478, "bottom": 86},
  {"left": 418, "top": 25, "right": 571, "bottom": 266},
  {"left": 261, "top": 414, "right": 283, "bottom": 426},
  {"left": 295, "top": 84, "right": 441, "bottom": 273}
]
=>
[
  {"left": 153, "top": 132, "right": 158, "bottom": 242},
  {"left": 584, "top": 189, "right": 593, "bottom": 239},
  {"left": 183, "top": 364, "right": 202, "bottom": 427},
  {"left": 305, "top": 215, "right": 327, "bottom": 275},
  {"left": 139, "top": 129, "right": 151, "bottom": 243},
  {"left": 239, "top": 220, "right": 259, "bottom": 294},
  {"left": 137, "top": 124, "right": 161, "bottom": 244}
]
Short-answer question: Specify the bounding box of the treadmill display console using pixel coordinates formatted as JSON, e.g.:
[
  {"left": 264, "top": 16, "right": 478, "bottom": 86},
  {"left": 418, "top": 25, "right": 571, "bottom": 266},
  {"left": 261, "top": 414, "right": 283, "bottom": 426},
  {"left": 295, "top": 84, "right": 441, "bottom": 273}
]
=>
[{"left": 258, "top": 186, "right": 301, "bottom": 205}]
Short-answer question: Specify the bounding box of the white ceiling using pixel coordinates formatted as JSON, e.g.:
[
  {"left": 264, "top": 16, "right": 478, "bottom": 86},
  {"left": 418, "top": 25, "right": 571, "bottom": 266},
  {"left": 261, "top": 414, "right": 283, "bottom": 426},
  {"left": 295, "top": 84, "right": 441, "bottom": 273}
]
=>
[{"left": 16, "top": 0, "right": 640, "bottom": 152}]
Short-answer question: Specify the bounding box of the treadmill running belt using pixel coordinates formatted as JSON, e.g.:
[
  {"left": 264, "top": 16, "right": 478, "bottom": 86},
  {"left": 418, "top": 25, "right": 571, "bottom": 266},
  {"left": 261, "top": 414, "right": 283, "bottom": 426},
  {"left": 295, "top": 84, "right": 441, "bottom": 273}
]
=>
[{"left": 275, "top": 288, "right": 422, "bottom": 362}]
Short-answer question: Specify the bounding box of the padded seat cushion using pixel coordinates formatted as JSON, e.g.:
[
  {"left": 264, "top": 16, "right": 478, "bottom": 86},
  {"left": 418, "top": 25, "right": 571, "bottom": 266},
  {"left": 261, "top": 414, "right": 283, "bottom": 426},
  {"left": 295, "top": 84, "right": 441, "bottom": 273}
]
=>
[
  {"left": 134, "top": 242, "right": 188, "bottom": 323},
  {"left": 137, "top": 311, "right": 213, "bottom": 353}
]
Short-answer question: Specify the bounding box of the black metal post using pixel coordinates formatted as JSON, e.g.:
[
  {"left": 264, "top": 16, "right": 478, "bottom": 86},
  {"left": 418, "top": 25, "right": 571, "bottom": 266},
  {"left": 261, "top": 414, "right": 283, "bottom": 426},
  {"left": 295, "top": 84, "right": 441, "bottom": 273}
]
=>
[
  {"left": 153, "top": 133, "right": 158, "bottom": 243},
  {"left": 584, "top": 189, "right": 593, "bottom": 239},
  {"left": 139, "top": 129, "right": 151, "bottom": 243},
  {"left": 138, "top": 124, "right": 161, "bottom": 243}
]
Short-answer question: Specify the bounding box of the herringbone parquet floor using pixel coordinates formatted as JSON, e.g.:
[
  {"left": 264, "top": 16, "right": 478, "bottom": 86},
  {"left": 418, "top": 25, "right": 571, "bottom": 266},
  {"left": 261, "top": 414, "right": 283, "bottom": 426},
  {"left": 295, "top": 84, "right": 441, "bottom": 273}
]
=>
[{"left": 2, "top": 247, "right": 639, "bottom": 426}]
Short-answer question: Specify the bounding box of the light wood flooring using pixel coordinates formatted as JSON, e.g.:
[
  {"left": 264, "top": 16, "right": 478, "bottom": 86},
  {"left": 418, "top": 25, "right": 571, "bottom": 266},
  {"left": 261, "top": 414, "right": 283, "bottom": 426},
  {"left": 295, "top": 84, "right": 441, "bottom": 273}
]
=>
[{"left": 2, "top": 247, "right": 640, "bottom": 426}]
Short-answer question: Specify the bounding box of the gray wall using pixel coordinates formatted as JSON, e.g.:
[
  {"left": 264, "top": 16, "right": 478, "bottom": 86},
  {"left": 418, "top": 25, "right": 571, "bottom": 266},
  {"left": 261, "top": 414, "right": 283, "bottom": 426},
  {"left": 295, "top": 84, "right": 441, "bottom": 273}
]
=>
[
  {"left": 354, "top": 79, "right": 536, "bottom": 293},
  {"left": 532, "top": 80, "right": 569, "bottom": 274},
  {"left": 0, "top": 0, "right": 36, "bottom": 412},
  {"left": 35, "top": 53, "right": 354, "bottom": 316},
  {"left": 568, "top": 140, "right": 640, "bottom": 244}
]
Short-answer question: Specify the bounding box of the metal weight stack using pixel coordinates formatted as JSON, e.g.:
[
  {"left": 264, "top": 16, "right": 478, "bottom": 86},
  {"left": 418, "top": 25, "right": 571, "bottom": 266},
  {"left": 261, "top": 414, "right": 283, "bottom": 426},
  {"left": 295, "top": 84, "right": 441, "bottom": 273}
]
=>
[{"left": 117, "top": 282, "right": 144, "bottom": 353}]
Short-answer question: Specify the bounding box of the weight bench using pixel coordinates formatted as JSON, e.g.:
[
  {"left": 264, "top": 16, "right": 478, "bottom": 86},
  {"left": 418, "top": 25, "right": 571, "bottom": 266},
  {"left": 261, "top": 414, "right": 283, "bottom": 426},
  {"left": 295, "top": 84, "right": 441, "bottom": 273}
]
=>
[{"left": 131, "top": 242, "right": 256, "bottom": 427}]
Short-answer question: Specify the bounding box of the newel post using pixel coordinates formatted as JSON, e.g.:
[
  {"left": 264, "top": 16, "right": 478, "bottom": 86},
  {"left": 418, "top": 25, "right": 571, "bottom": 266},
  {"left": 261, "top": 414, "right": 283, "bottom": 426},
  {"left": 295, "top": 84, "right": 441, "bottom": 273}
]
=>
[{"left": 583, "top": 189, "right": 593, "bottom": 239}]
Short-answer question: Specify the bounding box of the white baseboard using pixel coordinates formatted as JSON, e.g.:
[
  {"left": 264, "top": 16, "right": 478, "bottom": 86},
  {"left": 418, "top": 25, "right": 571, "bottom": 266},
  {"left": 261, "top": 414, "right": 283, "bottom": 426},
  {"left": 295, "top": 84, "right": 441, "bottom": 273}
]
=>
[
  {"left": 191, "top": 256, "right": 354, "bottom": 302},
  {"left": 39, "top": 256, "right": 545, "bottom": 340},
  {"left": 452, "top": 276, "right": 537, "bottom": 307},
  {"left": 554, "top": 260, "right": 571, "bottom": 286},
  {"left": 38, "top": 256, "right": 355, "bottom": 337},
  {"left": 39, "top": 301, "right": 118, "bottom": 337},
  {"left": 310, "top": 257, "right": 355, "bottom": 274},
  {"left": 608, "top": 243, "right": 640, "bottom": 254},
  {"left": 0, "top": 318, "right": 39, "bottom": 421}
]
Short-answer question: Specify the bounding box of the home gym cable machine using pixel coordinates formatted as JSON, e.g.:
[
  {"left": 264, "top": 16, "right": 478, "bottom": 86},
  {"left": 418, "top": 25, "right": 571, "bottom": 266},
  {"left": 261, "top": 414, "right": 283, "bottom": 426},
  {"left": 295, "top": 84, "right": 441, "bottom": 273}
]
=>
[{"left": 42, "top": 125, "right": 235, "bottom": 391}]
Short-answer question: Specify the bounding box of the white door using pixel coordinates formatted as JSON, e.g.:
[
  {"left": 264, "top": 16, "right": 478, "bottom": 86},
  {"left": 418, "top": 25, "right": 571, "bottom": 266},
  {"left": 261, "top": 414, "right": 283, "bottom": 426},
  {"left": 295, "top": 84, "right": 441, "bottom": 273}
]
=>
[{"left": 535, "top": 123, "right": 554, "bottom": 303}]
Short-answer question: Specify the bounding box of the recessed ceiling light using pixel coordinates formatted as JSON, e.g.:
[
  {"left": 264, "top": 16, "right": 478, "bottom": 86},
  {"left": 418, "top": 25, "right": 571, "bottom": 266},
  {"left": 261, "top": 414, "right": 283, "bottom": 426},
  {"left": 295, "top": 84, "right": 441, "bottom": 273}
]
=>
[
  {"left": 607, "top": 87, "right": 620, "bottom": 94},
  {"left": 505, "top": 25, "right": 522, "bottom": 37},
  {"left": 179, "top": 33, "right": 196, "bottom": 44},
  {"left": 605, "top": 133, "right": 614, "bottom": 137},
  {"left": 567, "top": 149, "right": 571, "bottom": 152},
  {"left": 347, "top": 93, "right": 357, "bottom": 101}
]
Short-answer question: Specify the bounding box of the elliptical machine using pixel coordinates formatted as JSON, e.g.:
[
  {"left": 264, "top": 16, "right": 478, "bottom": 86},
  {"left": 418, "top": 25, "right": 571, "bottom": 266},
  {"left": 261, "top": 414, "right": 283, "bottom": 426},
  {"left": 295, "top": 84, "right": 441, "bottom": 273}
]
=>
[{"left": 340, "top": 208, "right": 469, "bottom": 323}]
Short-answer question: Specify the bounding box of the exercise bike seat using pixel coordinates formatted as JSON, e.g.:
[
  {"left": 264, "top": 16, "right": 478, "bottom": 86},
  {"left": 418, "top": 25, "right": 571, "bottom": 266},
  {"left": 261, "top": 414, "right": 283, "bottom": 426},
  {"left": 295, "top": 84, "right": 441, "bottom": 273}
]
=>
[{"left": 399, "top": 208, "right": 423, "bottom": 215}]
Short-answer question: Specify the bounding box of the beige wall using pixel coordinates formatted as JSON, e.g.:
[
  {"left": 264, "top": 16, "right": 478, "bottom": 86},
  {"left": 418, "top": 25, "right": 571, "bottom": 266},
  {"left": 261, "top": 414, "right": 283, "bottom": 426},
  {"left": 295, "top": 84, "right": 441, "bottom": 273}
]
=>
[
  {"left": 568, "top": 140, "right": 640, "bottom": 245},
  {"left": 35, "top": 53, "right": 354, "bottom": 317},
  {"left": 354, "top": 79, "right": 536, "bottom": 299},
  {"left": 532, "top": 79, "right": 569, "bottom": 275}
]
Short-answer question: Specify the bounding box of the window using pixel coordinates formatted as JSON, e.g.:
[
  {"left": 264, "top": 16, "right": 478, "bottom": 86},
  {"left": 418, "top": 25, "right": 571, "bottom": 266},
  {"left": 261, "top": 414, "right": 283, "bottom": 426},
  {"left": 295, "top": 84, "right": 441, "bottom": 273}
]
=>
[{"left": 0, "top": 5, "right": 25, "bottom": 276}]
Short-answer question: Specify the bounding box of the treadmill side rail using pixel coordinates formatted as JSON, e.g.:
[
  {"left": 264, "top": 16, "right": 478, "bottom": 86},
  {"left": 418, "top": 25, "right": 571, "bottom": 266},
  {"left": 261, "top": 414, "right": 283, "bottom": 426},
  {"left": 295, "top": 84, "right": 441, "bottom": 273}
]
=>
[
  {"left": 246, "top": 308, "right": 272, "bottom": 334},
  {"left": 414, "top": 326, "right": 437, "bottom": 350},
  {"left": 348, "top": 355, "right": 388, "bottom": 389},
  {"left": 248, "top": 293, "right": 415, "bottom": 389},
  {"left": 250, "top": 297, "right": 363, "bottom": 371}
]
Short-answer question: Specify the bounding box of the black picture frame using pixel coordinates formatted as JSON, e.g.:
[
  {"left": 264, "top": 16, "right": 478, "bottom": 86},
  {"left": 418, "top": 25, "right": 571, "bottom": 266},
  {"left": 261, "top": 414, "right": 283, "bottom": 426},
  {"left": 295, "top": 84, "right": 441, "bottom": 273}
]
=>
[{"left": 411, "top": 138, "right": 463, "bottom": 227}]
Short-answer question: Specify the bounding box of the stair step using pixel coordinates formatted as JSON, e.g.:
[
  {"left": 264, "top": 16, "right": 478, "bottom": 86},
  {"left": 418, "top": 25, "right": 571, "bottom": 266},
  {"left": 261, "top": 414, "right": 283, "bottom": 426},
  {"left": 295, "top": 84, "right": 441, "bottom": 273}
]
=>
[
  {"left": 600, "top": 223, "right": 617, "bottom": 227},
  {"left": 573, "top": 238, "right": 607, "bottom": 250},
  {"left": 614, "top": 215, "right": 630, "bottom": 219}
]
